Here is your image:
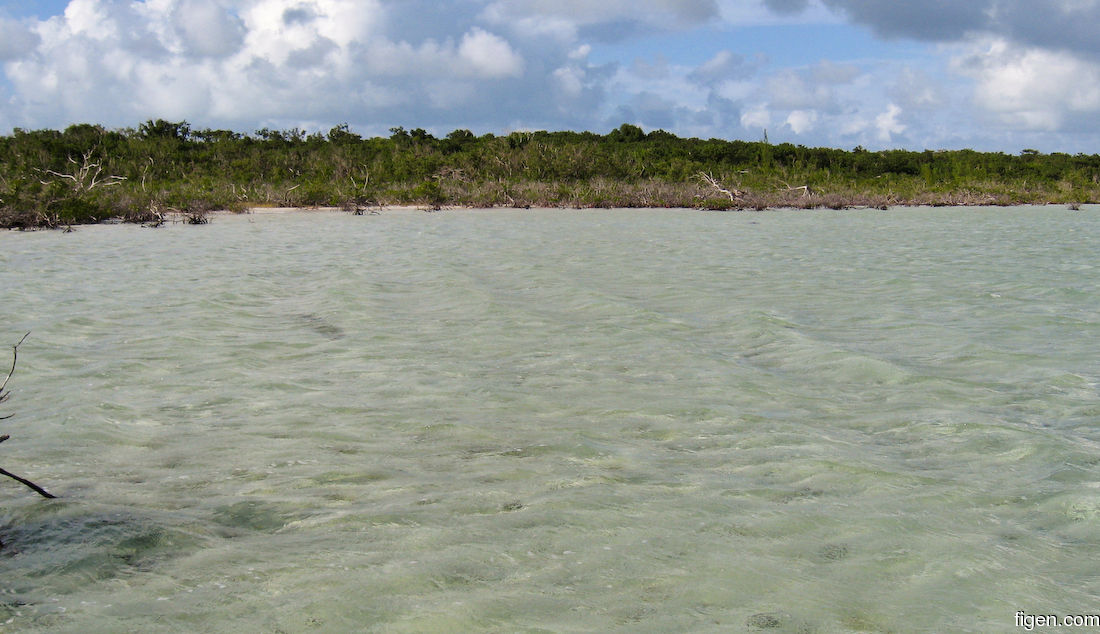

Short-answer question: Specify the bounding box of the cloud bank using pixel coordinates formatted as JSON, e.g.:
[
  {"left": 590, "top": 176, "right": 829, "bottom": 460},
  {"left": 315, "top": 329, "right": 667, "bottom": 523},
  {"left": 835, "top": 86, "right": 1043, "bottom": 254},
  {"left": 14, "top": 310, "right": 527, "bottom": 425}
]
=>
[{"left": 0, "top": 0, "right": 1097, "bottom": 152}]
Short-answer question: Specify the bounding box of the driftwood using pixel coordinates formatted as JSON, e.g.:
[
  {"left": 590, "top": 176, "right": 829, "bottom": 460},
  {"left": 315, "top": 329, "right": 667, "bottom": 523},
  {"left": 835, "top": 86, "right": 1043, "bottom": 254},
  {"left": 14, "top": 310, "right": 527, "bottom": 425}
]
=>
[
  {"left": 283, "top": 183, "right": 301, "bottom": 204},
  {"left": 780, "top": 183, "right": 813, "bottom": 197},
  {"left": 698, "top": 172, "right": 744, "bottom": 201},
  {"left": 0, "top": 333, "right": 56, "bottom": 499}
]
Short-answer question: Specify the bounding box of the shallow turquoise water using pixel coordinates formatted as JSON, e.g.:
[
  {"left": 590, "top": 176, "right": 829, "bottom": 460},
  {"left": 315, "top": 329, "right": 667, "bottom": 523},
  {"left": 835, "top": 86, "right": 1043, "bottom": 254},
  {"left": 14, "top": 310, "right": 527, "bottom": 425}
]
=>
[{"left": 0, "top": 206, "right": 1098, "bottom": 632}]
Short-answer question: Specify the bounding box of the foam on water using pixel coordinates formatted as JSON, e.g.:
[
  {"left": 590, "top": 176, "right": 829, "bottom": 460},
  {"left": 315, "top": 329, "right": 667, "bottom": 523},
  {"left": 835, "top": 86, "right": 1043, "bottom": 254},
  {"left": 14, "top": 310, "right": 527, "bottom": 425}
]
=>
[{"left": 0, "top": 206, "right": 1098, "bottom": 631}]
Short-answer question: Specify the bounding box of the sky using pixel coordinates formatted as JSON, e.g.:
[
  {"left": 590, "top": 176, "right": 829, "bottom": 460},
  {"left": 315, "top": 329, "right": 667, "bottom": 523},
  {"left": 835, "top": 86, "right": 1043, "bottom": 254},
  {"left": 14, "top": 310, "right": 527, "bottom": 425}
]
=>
[{"left": 1, "top": 0, "right": 1099, "bottom": 153}]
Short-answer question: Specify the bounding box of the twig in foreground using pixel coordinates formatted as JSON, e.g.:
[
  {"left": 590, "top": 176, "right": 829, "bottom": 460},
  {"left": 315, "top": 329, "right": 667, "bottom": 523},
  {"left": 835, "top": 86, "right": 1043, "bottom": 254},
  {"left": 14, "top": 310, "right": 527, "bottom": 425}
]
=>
[{"left": 0, "top": 333, "right": 57, "bottom": 498}]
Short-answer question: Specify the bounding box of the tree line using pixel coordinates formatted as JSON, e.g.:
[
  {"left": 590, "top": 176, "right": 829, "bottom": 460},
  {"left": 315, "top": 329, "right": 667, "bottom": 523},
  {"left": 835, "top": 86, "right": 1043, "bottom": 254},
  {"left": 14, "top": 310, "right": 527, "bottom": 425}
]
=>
[{"left": 2, "top": 120, "right": 1099, "bottom": 227}]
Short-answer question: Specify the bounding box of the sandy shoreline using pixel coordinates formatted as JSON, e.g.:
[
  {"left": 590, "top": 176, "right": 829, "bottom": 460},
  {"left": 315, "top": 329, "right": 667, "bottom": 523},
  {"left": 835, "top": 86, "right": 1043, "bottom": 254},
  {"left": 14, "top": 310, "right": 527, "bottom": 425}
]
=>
[
  {"left": 10, "top": 202, "right": 1088, "bottom": 230},
  {"left": 207, "top": 202, "right": 1089, "bottom": 218},
  {"left": 227, "top": 205, "right": 496, "bottom": 215},
  {"left": 201, "top": 205, "right": 623, "bottom": 218}
]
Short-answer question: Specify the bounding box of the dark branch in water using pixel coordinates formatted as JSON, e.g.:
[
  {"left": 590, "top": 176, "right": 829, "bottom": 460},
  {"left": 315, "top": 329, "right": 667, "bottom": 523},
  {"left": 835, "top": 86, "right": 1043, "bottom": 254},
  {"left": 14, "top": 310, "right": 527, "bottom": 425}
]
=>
[
  {"left": 0, "top": 332, "right": 28, "bottom": 394},
  {"left": 0, "top": 333, "right": 57, "bottom": 499},
  {"left": 0, "top": 466, "right": 55, "bottom": 499},
  {"left": 0, "top": 332, "right": 28, "bottom": 418}
]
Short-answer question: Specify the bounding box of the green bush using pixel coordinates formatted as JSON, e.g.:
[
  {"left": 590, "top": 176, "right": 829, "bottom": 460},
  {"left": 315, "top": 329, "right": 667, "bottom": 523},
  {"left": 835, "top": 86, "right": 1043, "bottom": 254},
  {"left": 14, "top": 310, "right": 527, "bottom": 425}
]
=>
[{"left": 3, "top": 119, "right": 1100, "bottom": 227}]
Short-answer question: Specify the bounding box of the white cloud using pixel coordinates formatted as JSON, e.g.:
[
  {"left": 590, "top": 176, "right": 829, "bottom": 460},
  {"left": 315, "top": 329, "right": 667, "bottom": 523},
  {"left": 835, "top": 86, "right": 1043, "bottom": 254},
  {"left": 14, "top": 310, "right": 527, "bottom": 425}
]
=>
[
  {"left": 725, "top": 0, "right": 842, "bottom": 25},
  {"left": 889, "top": 66, "right": 944, "bottom": 110},
  {"left": 135, "top": 59, "right": 213, "bottom": 118},
  {"left": 741, "top": 104, "right": 771, "bottom": 130},
  {"left": 483, "top": 0, "right": 718, "bottom": 30},
  {"left": 129, "top": 0, "right": 244, "bottom": 59},
  {"left": 1, "top": 0, "right": 1098, "bottom": 153},
  {"left": 61, "top": 0, "right": 116, "bottom": 39},
  {"left": 838, "top": 114, "right": 868, "bottom": 137},
  {"left": 568, "top": 44, "right": 591, "bottom": 61},
  {"left": 952, "top": 36, "right": 1100, "bottom": 131},
  {"left": 0, "top": 17, "right": 41, "bottom": 60},
  {"left": 491, "top": 14, "right": 578, "bottom": 41},
  {"left": 812, "top": 59, "right": 859, "bottom": 84},
  {"left": 785, "top": 109, "right": 819, "bottom": 134},
  {"left": 0, "top": 0, "right": 532, "bottom": 131},
  {"left": 238, "top": 0, "right": 380, "bottom": 67},
  {"left": 482, "top": 0, "right": 726, "bottom": 47},
  {"left": 458, "top": 28, "right": 524, "bottom": 78},
  {"left": 689, "top": 50, "right": 760, "bottom": 85},
  {"left": 765, "top": 69, "right": 834, "bottom": 110},
  {"left": 174, "top": 0, "right": 246, "bottom": 58},
  {"left": 361, "top": 30, "right": 522, "bottom": 80},
  {"left": 603, "top": 56, "right": 711, "bottom": 122},
  {"left": 553, "top": 65, "right": 586, "bottom": 97},
  {"left": 874, "top": 103, "right": 905, "bottom": 141}
]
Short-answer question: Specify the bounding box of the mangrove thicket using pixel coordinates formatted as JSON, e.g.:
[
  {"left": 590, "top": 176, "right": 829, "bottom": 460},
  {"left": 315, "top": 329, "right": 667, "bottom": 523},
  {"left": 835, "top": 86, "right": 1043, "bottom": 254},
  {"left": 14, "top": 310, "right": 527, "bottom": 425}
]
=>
[{"left": 3, "top": 121, "right": 1100, "bottom": 227}]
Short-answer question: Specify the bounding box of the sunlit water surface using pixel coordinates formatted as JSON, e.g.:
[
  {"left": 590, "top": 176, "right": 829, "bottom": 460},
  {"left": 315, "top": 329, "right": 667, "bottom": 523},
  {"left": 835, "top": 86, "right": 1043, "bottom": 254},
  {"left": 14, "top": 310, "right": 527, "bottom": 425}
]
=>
[{"left": 0, "top": 206, "right": 1098, "bottom": 632}]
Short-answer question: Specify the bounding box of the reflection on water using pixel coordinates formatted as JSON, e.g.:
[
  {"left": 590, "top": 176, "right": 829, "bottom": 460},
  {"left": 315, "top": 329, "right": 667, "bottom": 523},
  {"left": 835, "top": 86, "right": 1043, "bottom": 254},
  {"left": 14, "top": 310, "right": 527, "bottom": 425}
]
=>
[{"left": 0, "top": 206, "right": 1098, "bottom": 631}]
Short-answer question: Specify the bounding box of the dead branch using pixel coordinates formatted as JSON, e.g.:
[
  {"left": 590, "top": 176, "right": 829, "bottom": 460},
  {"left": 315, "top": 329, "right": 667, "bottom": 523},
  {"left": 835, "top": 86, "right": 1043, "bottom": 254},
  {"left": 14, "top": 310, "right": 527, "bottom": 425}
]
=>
[
  {"left": 349, "top": 166, "right": 372, "bottom": 191},
  {"left": 0, "top": 333, "right": 56, "bottom": 498},
  {"left": 0, "top": 467, "right": 55, "bottom": 499},
  {"left": 780, "top": 183, "right": 813, "bottom": 197},
  {"left": 0, "top": 332, "right": 29, "bottom": 412},
  {"left": 37, "top": 150, "right": 126, "bottom": 193},
  {"left": 230, "top": 183, "right": 254, "bottom": 201},
  {"left": 698, "top": 172, "right": 744, "bottom": 201},
  {"left": 436, "top": 167, "right": 470, "bottom": 183},
  {"left": 144, "top": 201, "right": 165, "bottom": 227},
  {"left": 141, "top": 157, "right": 153, "bottom": 193}
]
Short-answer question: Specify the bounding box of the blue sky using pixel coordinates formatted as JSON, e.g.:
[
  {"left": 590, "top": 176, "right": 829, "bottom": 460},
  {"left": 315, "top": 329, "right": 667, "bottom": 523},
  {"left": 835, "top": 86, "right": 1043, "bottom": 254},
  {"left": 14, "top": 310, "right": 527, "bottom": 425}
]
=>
[{"left": 1, "top": 0, "right": 1098, "bottom": 153}]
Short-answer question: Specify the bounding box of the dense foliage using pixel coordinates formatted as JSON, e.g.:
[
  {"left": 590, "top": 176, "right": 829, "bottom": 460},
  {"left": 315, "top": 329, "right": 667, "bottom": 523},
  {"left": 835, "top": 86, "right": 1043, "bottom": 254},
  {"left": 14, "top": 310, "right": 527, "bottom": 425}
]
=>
[{"left": 3, "top": 121, "right": 1099, "bottom": 226}]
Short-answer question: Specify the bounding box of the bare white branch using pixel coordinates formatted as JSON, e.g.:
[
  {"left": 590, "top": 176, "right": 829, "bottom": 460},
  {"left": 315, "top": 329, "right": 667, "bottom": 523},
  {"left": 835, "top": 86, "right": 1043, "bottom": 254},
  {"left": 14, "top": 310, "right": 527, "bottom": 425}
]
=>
[
  {"left": 779, "top": 183, "right": 813, "bottom": 197},
  {"left": 36, "top": 151, "right": 126, "bottom": 193},
  {"left": 698, "top": 172, "right": 743, "bottom": 201}
]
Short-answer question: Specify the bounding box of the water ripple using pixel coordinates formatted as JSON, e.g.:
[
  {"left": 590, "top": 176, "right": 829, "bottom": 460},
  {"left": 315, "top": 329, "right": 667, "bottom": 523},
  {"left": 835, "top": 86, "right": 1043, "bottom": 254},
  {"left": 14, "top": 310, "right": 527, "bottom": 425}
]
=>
[{"left": 1, "top": 207, "right": 1098, "bottom": 631}]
